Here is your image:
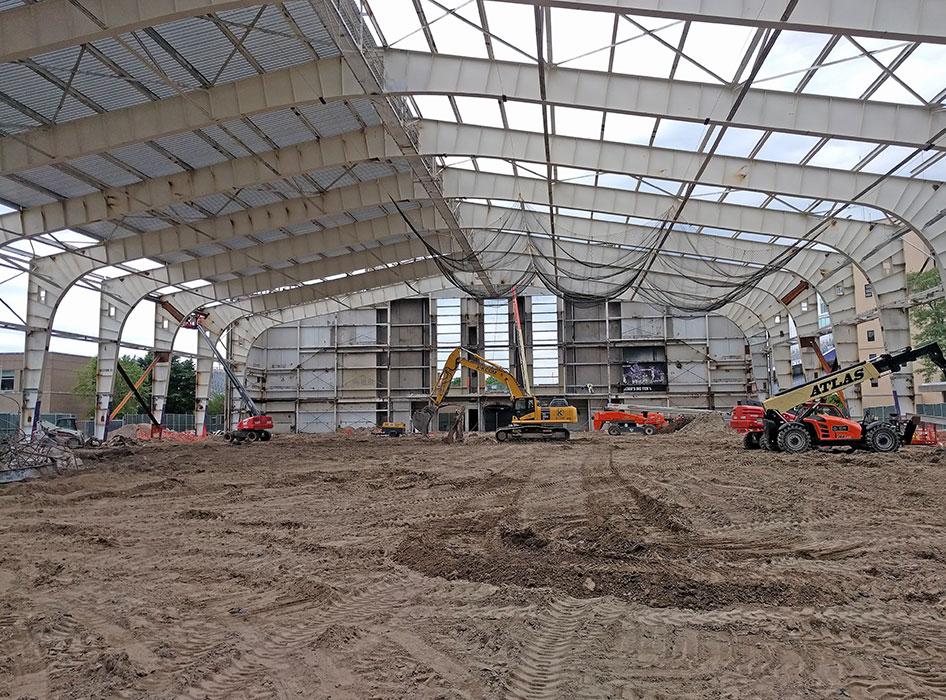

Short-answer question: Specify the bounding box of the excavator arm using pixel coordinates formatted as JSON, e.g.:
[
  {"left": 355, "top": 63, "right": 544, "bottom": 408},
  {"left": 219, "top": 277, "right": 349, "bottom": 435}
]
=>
[
  {"left": 763, "top": 343, "right": 946, "bottom": 414},
  {"left": 413, "top": 347, "right": 526, "bottom": 434}
]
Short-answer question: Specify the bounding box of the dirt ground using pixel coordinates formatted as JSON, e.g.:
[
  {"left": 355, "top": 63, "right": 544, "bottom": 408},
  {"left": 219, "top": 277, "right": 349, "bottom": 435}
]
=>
[{"left": 1, "top": 419, "right": 945, "bottom": 699}]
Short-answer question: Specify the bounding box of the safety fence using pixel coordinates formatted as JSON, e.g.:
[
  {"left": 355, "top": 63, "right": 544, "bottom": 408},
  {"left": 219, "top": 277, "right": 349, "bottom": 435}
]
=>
[{"left": 0, "top": 413, "right": 225, "bottom": 437}]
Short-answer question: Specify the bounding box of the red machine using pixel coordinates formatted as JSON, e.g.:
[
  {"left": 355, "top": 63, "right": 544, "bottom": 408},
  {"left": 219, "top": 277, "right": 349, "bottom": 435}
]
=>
[
  {"left": 172, "top": 306, "right": 274, "bottom": 444},
  {"left": 593, "top": 410, "right": 666, "bottom": 436}
]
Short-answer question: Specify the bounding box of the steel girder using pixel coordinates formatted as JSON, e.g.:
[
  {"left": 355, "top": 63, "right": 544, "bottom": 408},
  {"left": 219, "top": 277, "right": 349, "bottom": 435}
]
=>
[
  {"left": 491, "top": 0, "right": 946, "bottom": 43},
  {"left": 4, "top": 0, "right": 942, "bottom": 64},
  {"left": 420, "top": 121, "right": 943, "bottom": 263},
  {"left": 3, "top": 49, "right": 943, "bottom": 178},
  {"left": 5, "top": 119, "right": 935, "bottom": 268},
  {"left": 0, "top": 0, "right": 288, "bottom": 63},
  {"left": 0, "top": 125, "right": 399, "bottom": 243}
]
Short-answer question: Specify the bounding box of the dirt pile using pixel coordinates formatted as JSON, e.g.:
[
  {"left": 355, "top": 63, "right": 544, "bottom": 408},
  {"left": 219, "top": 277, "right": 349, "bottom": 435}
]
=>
[{"left": 675, "top": 412, "right": 732, "bottom": 439}]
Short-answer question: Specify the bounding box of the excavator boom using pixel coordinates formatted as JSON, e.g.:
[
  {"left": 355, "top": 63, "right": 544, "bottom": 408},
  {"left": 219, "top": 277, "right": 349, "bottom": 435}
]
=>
[{"left": 413, "top": 347, "right": 527, "bottom": 434}]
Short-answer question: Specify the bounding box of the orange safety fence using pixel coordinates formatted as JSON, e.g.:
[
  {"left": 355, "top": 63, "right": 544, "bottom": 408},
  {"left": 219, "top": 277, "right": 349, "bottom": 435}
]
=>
[{"left": 132, "top": 425, "right": 207, "bottom": 443}]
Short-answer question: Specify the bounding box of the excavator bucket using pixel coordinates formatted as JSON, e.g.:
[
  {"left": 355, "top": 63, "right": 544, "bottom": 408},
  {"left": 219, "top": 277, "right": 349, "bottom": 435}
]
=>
[{"left": 411, "top": 404, "right": 437, "bottom": 435}]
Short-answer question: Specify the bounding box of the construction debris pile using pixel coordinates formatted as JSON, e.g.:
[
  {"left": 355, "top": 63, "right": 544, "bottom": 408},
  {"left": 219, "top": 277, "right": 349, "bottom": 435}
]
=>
[{"left": 0, "top": 428, "right": 83, "bottom": 483}]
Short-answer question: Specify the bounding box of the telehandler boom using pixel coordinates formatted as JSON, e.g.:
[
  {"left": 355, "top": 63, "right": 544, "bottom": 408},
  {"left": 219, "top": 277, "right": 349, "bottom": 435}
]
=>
[{"left": 734, "top": 343, "right": 946, "bottom": 453}]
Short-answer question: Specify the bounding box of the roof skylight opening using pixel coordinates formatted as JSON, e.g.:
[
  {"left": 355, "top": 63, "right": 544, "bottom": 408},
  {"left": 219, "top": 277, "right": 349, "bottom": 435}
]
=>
[
  {"left": 453, "top": 96, "right": 504, "bottom": 127},
  {"left": 714, "top": 127, "right": 766, "bottom": 157},
  {"left": 754, "top": 31, "right": 830, "bottom": 92},
  {"left": 593, "top": 211, "right": 629, "bottom": 224},
  {"left": 413, "top": 94, "right": 456, "bottom": 121},
  {"left": 603, "top": 113, "right": 657, "bottom": 145},
  {"left": 893, "top": 43, "right": 946, "bottom": 103},
  {"left": 722, "top": 190, "right": 770, "bottom": 207},
  {"left": 550, "top": 8, "right": 615, "bottom": 71},
  {"left": 475, "top": 158, "right": 515, "bottom": 176},
  {"left": 802, "top": 37, "right": 885, "bottom": 99},
  {"left": 369, "top": 0, "right": 430, "bottom": 51},
  {"left": 652, "top": 119, "right": 711, "bottom": 151},
  {"left": 420, "top": 0, "right": 489, "bottom": 59},
  {"left": 673, "top": 22, "right": 757, "bottom": 84},
  {"left": 767, "top": 195, "right": 818, "bottom": 213},
  {"left": 555, "top": 166, "right": 596, "bottom": 185},
  {"left": 556, "top": 207, "right": 592, "bottom": 220},
  {"left": 754, "top": 132, "right": 822, "bottom": 163},
  {"left": 611, "top": 17, "right": 680, "bottom": 79},
  {"left": 482, "top": 1, "right": 537, "bottom": 62},
  {"left": 596, "top": 173, "right": 639, "bottom": 191},
  {"left": 553, "top": 106, "right": 604, "bottom": 140},
  {"left": 807, "top": 138, "right": 882, "bottom": 170},
  {"left": 503, "top": 100, "right": 544, "bottom": 132}
]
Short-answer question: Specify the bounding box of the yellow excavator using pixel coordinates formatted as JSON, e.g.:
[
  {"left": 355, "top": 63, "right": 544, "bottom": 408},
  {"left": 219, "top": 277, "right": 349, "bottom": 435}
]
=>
[{"left": 412, "top": 347, "right": 578, "bottom": 441}]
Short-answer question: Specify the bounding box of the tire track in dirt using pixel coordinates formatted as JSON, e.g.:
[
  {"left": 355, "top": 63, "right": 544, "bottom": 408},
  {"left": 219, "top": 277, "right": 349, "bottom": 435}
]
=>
[
  {"left": 504, "top": 597, "right": 597, "bottom": 699},
  {"left": 180, "top": 576, "right": 428, "bottom": 699}
]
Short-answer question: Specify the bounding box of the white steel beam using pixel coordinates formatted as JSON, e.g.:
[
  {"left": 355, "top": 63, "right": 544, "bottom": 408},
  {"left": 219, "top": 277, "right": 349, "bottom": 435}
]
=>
[
  {"left": 4, "top": 49, "right": 942, "bottom": 177},
  {"left": 0, "top": 126, "right": 398, "bottom": 242},
  {"left": 442, "top": 168, "right": 902, "bottom": 271},
  {"left": 0, "top": 0, "right": 285, "bottom": 63},
  {"left": 492, "top": 1, "right": 946, "bottom": 44},
  {"left": 384, "top": 51, "right": 943, "bottom": 149},
  {"left": 7, "top": 120, "right": 938, "bottom": 250}
]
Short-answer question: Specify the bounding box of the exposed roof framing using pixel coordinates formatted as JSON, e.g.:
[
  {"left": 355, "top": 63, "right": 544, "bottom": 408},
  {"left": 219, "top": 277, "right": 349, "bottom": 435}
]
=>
[{"left": 0, "top": 0, "right": 943, "bottom": 389}]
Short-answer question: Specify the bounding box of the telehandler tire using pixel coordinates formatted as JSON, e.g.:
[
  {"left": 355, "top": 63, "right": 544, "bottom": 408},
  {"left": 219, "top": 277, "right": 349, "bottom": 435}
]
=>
[
  {"left": 743, "top": 432, "right": 760, "bottom": 450},
  {"left": 777, "top": 423, "right": 811, "bottom": 454},
  {"left": 866, "top": 423, "right": 899, "bottom": 453}
]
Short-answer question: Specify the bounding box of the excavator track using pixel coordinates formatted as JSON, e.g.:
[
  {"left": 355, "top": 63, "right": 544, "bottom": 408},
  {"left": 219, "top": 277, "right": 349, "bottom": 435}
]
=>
[{"left": 495, "top": 426, "right": 570, "bottom": 442}]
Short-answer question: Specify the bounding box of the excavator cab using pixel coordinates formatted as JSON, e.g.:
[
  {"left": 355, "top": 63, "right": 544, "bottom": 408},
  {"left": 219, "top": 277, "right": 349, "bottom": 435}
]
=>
[{"left": 513, "top": 397, "right": 536, "bottom": 419}]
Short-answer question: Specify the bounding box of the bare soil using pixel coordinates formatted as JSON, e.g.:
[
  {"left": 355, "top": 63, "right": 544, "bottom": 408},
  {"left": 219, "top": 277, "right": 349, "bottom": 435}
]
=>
[{"left": 0, "top": 428, "right": 944, "bottom": 698}]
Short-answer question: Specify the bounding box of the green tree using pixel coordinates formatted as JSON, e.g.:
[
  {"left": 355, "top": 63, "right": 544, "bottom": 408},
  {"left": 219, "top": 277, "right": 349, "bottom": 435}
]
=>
[
  {"left": 165, "top": 358, "right": 197, "bottom": 414},
  {"left": 73, "top": 355, "right": 150, "bottom": 417},
  {"left": 907, "top": 269, "right": 946, "bottom": 379},
  {"left": 74, "top": 354, "right": 198, "bottom": 417},
  {"left": 206, "top": 393, "right": 225, "bottom": 416}
]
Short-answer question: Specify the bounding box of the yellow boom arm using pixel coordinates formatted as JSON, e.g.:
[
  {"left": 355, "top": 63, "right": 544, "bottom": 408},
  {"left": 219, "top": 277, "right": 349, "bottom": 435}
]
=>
[
  {"left": 430, "top": 347, "right": 525, "bottom": 407},
  {"left": 762, "top": 343, "right": 946, "bottom": 413}
]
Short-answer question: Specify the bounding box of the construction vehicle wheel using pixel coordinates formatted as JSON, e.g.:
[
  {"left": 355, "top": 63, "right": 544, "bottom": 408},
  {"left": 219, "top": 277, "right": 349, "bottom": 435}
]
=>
[
  {"left": 607, "top": 424, "right": 621, "bottom": 436},
  {"left": 495, "top": 429, "right": 509, "bottom": 442},
  {"left": 245, "top": 430, "right": 259, "bottom": 443},
  {"left": 777, "top": 423, "right": 811, "bottom": 454},
  {"left": 758, "top": 432, "right": 770, "bottom": 451},
  {"left": 258, "top": 430, "right": 272, "bottom": 442},
  {"left": 642, "top": 425, "right": 655, "bottom": 436},
  {"left": 743, "top": 432, "right": 760, "bottom": 450},
  {"left": 866, "top": 423, "right": 899, "bottom": 453}
]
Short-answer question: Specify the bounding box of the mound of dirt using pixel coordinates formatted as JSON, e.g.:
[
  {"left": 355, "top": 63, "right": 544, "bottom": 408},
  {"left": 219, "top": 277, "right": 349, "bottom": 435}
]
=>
[{"left": 675, "top": 412, "right": 732, "bottom": 438}]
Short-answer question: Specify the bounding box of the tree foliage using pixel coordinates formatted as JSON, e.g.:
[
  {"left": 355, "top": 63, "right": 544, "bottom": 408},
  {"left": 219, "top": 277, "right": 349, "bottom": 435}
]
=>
[
  {"left": 73, "top": 354, "right": 198, "bottom": 417},
  {"left": 206, "top": 393, "right": 225, "bottom": 416},
  {"left": 907, "top": 269, "right": 946, "bottom": 379}
]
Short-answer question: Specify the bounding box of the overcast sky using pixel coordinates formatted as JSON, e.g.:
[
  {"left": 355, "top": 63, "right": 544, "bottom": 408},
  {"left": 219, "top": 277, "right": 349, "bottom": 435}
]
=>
[{"left": 0, "top": 0, "right": 944, "bottom": 357}]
